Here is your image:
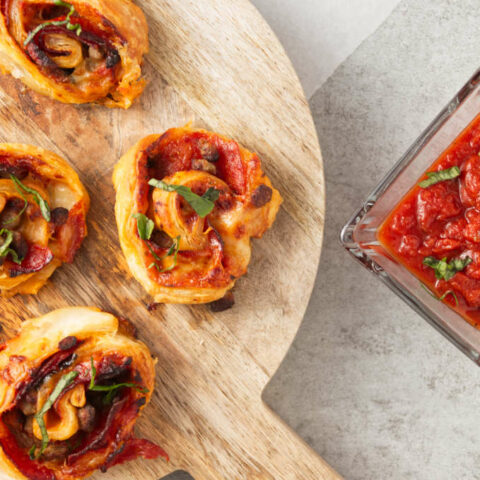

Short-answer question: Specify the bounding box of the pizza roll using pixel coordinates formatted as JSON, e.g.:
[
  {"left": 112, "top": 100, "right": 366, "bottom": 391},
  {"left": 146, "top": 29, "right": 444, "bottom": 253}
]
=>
[
  {"left": 113, "top": 126, "right": 283, "bottom": 305},
  {"left": 0, "top": 144, "right": 89, "bottom": 296},
  {"left": 0, "top": 307, "right": 168, "bottom": 479},
  {"left": 0, "top": 0, "right": 148, "bottom": 108}
]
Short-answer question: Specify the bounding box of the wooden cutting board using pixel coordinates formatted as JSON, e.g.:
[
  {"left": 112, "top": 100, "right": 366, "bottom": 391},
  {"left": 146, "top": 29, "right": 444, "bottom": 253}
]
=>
[{"left": 0, "top": 1, "right": 338, "bottom": 479}]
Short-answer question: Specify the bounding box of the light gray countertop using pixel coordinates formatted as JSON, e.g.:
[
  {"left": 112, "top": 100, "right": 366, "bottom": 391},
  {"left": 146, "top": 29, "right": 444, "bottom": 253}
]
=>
[
  {"left": 260, "top": 1, "right": 480, "bottom": 479},
  {"left": 252, "top": 0, "right": 399, "bottom": 99},
  {"left": 167, "top": 2, "right": 480, "bottom": 479}
]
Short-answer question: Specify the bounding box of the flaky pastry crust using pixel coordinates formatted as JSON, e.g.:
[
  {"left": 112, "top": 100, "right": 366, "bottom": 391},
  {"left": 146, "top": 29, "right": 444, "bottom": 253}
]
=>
[
  {"left": 0, "top": 143, "right": 89, "bottom": 296},
  {"left": 0, "top": 307, "right": 167, "bottom": 480},
  {"left": 0, "top": 0, "right": 148, "bottom": 108},
  {"left": 113, "top": 126, "right": 282, "bottom": 305}
]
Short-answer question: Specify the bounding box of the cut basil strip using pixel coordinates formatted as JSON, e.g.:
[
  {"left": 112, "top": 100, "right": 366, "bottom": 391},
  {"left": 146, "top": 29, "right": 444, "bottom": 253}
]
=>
[
  {"left": 419, "top": 166, "right": 461, "bottom": 188},
  {"left": 89, "top": 357, "right": 148, "bottom": 404},
  {"left": 10, "top": 175, "right": 51, "bottom": 222},
  {"left": 24, "top": 0, "right": 82, "bottom": 46},
  {"left": 202, "top": 187, "right": 221, "bottom": 203},
  {"left": 32, "top": 370, "right": 79, "bottom": 458},
  {"left": 149, "top": 179, "right": 220, "bottom": 218},
  {"left": 148, "top": 235, "right": 181, "bottom": 273},
  {"left": 2, "top": 192, "right": 27, "bottom": 227},
  {"left": 0, "top": 229, "right": 23, "bottom": 264},
  {"left": 132, "top": 213, "right": 154, "bottom": 240},
  {"left": 28, "top": 444, "right": 36, "bottom": 460},
  {"left": 132, "top": 214, "right": 181, "bottom": 272},
  {"left": 420, "top": 283, "right": 459, "bottom": 306}
]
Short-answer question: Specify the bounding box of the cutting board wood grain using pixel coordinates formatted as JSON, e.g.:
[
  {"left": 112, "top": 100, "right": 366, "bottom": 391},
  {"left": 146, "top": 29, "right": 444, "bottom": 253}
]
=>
[{"left": 0, "top": 1, "right": 337, "bottom": 479}]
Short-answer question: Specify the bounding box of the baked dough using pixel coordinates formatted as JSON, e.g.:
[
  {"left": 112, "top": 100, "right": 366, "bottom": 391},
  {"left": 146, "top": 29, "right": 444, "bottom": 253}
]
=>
[
  {"left": 0, "top": 0, "right": 148, "bottom": 108},
  {"left": 113, "top": 126, "right": 283, "bottom": 305},
  {"left": 0, "top": 307, "right": 167, "bottom": 479},
  {"left": 0, "top": 143, "right": 89, "bottom": 296}
]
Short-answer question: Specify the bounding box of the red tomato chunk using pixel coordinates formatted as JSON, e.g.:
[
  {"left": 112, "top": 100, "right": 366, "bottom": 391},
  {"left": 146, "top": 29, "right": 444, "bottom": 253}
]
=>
[{"left": 378, "top": 114, "right": 480, "bottom": 328}]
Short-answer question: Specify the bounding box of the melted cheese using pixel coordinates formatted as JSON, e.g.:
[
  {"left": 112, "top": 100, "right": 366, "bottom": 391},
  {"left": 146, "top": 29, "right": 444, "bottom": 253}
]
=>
[
  {"left": 0, "top": 307, "right": 157, "bottom": 480},
  {"left": 0, "top": 144, "right": 89, "bottom": 297},
  {"left": 33, "top": 382, "right": 86, "bottom": 441},
  {"left": 113, "top": 127, "right": 283, "bottom": 304},
  {"left": 0, "top": 0, "right": 149, "bottom": 108}
]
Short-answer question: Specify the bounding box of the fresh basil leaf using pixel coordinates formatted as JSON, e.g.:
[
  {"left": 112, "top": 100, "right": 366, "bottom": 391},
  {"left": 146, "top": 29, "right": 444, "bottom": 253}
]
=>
[
  {"left": 34, "top": 370, "right": 79, "bottom": 457},
  {"left": 132, "top": 212, "right": 180, "bottom": 272},
  {"left": 88, "top": 357, "right": 148, "bottom": 398},
  {"left": 165, "top": 235, "right": 181, "bottom": 258},
  {"left": 0, "top": 229, "right": 13, "bottom": 258},
  {"left": 2, "top": 190, "right": 27, "bottom": 227},
  {"left": 10, "top": 175, "right": 50, "bottom": 222},
  {"left": 419, "top": 166, "right": 461, "bottom": 188},
  {"left": 148, "top": 235, "right": 181, "bottom": 273},
  {"left": 88, "top": 356, "right": 97, "bottom": 390},
  {"left": 439, "top": 290, "right": 459, "bottom": 305},
  {"left": 29, "top": 444, "right": 37, "bottom": 460},
  {"left": 103, "top": 389, "right": 116, "bottom": 405},
  {"left": 149, "top": 179, "right": 220, "bottom": 218},
  {"left": 66, "top": 22, "right": 82, "bottom": 36},
  {"left": 420, "top": 283, "right": 459, "bottom": 306},
  {"left": 24, "top": 0, "right": 81, "bottom": 45},
  {"left": 3, "top": 247, "right": 22, "bottom": 265},
  {"left": 54, "top": 0, "right": 73, "bottom": 8},
  {"left": 132, "top": 213, "right": 154, "bottom": 240},
  {"left": 202, "top": 187, "right": 221, "bottom": 203},
  {"left": 90, "top": 382, "right": 148, "bottom": 394},
  {"left": 423, "top": 256, "right": 472, "bottom": 281},
  {"left": 0, "top": 229, "right": 23, "bottom": 265}
]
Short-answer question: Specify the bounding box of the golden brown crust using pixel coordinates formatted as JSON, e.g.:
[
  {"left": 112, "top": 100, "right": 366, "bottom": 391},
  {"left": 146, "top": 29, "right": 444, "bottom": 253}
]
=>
[
  {"left": 113, "top": 126, "right": 283, "bottom": 304},
  {"left": 0, "top": 307, "right": 161, "bottom": 480},
  {"left": 0, "top": 0, "right": 148, "bottom": 108},
  {"left": 0, "top": 143, "right": 89, "bottom": 296}
]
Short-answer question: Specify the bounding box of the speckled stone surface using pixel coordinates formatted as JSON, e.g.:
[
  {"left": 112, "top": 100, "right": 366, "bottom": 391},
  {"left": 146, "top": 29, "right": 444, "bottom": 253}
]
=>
[
  {"left": 263, "top": 1, "right": 480, "bottom": 479},
  {"left": 251, "top": 0, "right": 399, "bottom": 98}
]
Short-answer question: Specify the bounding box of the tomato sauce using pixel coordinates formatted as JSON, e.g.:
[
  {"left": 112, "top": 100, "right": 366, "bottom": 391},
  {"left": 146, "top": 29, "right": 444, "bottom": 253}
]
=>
[
  {"left": 378, "top": 114, "right": 480, "bottom": 328},
  {"left": 136, "top": 128, "right": 250, "bottom": 289}
]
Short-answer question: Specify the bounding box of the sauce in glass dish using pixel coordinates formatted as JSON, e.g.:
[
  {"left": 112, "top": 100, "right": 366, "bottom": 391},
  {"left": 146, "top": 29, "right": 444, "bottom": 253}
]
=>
[{"left": 378, "top": 113, "right": 480, "bottom": 328}]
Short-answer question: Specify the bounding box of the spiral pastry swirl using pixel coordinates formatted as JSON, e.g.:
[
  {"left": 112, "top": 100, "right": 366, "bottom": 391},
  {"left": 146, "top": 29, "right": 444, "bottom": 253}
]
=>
[
  {"left": 0, "top": 0, "right": 148, "bottom": 107},
  {"left": 113, "top": 126, "right": 283, "bottom": 305},
  {"left": 0, "top": 144, "right": 88, "bottom": 297},
  {"left": 0, "top": 307, "right": 167, "bottom": 480}
]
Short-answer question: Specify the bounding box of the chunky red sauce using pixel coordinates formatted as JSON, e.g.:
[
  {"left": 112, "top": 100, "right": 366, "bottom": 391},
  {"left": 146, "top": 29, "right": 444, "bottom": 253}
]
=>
[{"left": 378, "top": 114, "right": 480, "bottom": 328}]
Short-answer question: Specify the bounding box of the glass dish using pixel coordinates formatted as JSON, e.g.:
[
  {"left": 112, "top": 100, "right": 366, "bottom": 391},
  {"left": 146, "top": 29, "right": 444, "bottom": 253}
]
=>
[{"left": 340, "top": 68, "right": 480, "bottom": 364}]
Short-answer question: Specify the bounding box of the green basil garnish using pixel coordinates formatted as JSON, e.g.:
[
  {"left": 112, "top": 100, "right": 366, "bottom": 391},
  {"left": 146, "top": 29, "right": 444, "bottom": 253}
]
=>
[
  {"left": 32, "top": 370, "right": 79, "bottom": 458},
  {"left": 10, "top": 175, "right": 50, "bottom": 222},
  {"left": 132, "top": 213, "right": 154, "bottom": 241},
  {"left": 28, "top": 444, "right": 37, "bottom": 460},
  {"left": 24, "top": 0, "right": 82, "bottom": 46},
  {"left": 420, "top": 283, "right": 459, "bottom": 306},
  {"left": 0, "top": 229, "right": 23, "bottom": 264},
  {"left": 419, "top": 166, "right": 461, "bottom": 188},
  {"left": 148, "top": 179, "right": 220, "bottom": 218},
  {"left": 132, "top": 214, "right": 180, "bottom": 272},
  {"left": 2, "top": 190, "right": 27, "bottom": 227},
  {"left": 88, "top": 357, "right": 148, "bottom": 404},
  {"left": 147, "top": 235, "right": 181, "bottom": 273},
  {"left": 423, "top": 256, "right": 472, "bottom": 281},
  {"left": 202, "top": 187, "right": 221, "bottom": 203}
]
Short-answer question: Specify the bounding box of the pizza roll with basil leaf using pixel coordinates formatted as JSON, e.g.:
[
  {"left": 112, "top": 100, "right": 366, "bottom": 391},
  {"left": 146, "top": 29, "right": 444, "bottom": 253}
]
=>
[
  {"left": 113, "top": 126, "right": 283, "bottom": 307},
  {"left": 0, "top": 307, "right": 167, "bottom": 479},
  {"left": 0, "top": 143, "right": 89, "bottom": 296},
  {"left": 0, "top": 0, "right": 148, "bottom": 108}
]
